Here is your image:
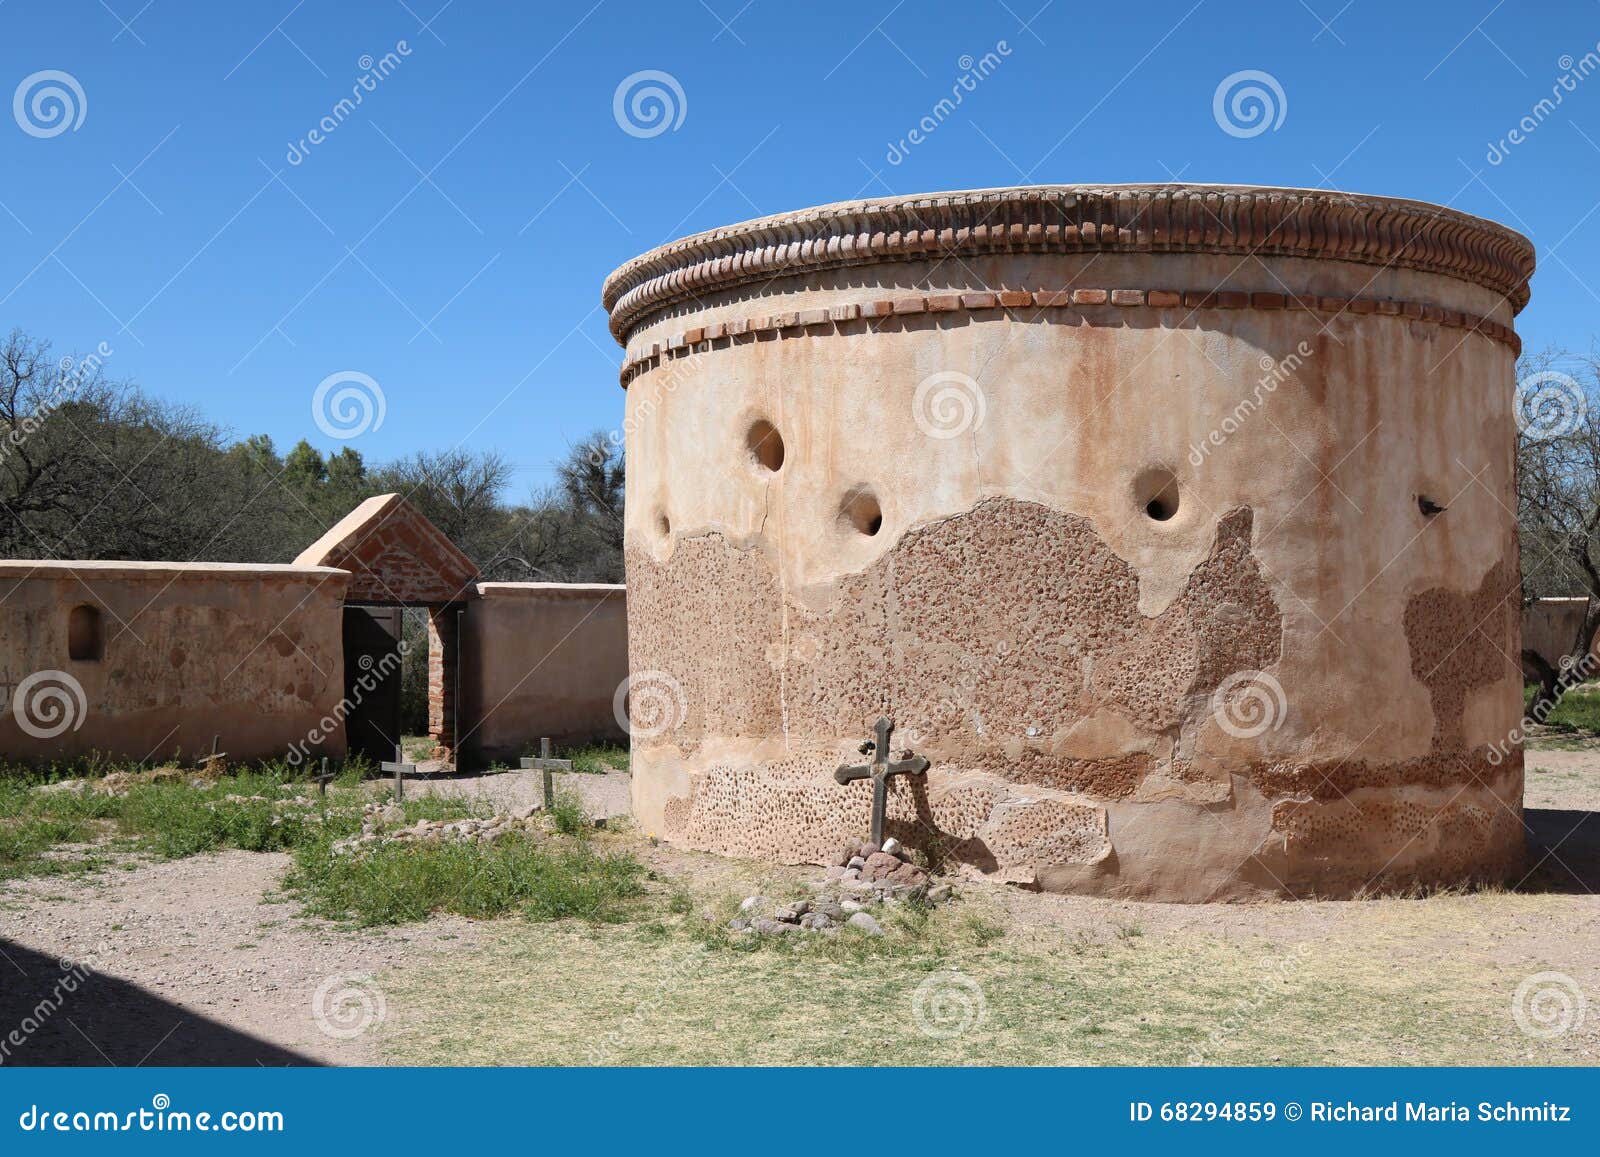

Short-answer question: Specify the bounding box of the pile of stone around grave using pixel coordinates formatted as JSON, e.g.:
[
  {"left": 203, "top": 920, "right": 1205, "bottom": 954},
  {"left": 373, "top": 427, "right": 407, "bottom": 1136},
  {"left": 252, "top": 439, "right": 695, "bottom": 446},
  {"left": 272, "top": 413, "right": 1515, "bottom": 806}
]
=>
[
  {"left": 35, "top": 764, "right": 228, "bottom": 796},
  {"left": 216, "top": 792, "right": 313, "bottom": 805},
  {"left": 728, "top": 837, "right": 955, "bottom": 938},
  {"left": 330, "top": 801, "right": 547, "bottom": 855}
]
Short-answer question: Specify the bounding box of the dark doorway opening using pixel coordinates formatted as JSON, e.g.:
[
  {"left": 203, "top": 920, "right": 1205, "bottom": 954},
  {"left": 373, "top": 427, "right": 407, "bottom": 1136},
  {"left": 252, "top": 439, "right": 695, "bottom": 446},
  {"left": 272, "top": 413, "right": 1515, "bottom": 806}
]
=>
[{"left": 341, "top": 605, "right": 404, "bottom": 765}]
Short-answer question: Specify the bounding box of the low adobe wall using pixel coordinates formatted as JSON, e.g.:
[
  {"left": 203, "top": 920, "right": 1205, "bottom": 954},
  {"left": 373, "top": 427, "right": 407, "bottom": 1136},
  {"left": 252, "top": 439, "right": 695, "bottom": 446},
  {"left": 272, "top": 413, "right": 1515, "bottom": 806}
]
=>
[
  {"left": 1522, "top": 597, "right": 1591, "bottom": 675},
  {"left": 458, "top": 583, "right": 628, "bottom": 766},
  {"left": 0, "top": 562, "right": 348, "bottom": 764}
]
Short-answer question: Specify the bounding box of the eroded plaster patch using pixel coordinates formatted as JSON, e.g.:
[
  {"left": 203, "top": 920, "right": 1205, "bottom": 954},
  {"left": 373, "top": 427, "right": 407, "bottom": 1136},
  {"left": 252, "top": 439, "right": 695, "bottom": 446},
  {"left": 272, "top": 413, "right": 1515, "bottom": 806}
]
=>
[{"left": 631, "top": 497, "right": 1286, "bottom": 877}]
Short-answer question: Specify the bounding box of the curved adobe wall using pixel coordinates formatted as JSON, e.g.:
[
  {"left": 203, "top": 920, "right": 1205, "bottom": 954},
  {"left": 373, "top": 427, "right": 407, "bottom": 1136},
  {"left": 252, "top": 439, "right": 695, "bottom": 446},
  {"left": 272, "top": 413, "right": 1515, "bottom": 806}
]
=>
[{"left": 603, "top": 185, "right": 1535, "bottom": 901}]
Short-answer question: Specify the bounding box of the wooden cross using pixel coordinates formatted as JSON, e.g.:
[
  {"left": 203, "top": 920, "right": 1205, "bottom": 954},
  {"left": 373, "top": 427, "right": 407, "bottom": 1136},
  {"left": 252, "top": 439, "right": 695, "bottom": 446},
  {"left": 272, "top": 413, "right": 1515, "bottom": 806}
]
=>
[
  {"left": 834, "top": 717, "right": 928, "bottom": 846},
  {"left": 197, "top": 734, "right": 227, "bottom": 771},
  {"left": 380, "top": 744, "right": 414, "bottom": 802},
  {"left": 315, "top": 757, "right": 335, "bottom": 799},
  {"left": 520, "top": 737, "right": 573, "bottom": 811}
]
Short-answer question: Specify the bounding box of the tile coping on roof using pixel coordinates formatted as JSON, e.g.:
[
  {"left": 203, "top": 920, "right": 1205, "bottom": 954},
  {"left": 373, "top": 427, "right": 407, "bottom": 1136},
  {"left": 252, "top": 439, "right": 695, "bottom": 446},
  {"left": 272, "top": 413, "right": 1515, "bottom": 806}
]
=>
[{"left": 601, "top": 183, "right": 1536, "bottom": 344}]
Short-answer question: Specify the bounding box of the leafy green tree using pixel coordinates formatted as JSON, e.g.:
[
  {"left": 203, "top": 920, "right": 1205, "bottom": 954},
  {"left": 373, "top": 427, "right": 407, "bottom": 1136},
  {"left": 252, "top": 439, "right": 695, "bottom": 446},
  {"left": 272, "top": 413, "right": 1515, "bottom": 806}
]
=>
[{"left": 283, "top": 440, "right": 327, "bottom": 487}]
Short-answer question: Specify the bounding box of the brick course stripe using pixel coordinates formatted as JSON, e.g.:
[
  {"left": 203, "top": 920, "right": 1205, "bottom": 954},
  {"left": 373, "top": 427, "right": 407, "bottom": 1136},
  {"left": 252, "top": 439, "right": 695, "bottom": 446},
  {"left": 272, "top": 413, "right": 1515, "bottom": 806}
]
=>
[{"left": 618, "top": 289, "right": 1519, "bottom": 387}]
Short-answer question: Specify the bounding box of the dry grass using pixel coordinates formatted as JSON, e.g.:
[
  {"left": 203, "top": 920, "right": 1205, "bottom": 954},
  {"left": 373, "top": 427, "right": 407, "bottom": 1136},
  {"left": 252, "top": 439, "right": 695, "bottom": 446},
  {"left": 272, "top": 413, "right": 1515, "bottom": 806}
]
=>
[
  {"left": 5, "top": 747, "right": 1595, "bottom": 1067},
  {"left": 369, "top": 745, "right": 1600, "bottom": 1066},
  {"left": 374, "top": 838, "right": 1599, "bottom": 1067}
]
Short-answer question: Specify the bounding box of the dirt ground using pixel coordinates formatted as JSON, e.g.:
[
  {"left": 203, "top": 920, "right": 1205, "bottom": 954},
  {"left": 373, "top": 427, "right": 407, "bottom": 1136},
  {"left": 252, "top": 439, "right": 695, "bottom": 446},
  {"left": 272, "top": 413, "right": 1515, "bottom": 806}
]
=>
[
  {"left": 411, "top": 766, "right": 632, "bottom": 820},
  {"left": 0, "top": 850, "right": 480, "bottom": 1064},
  {"left": 0, "top": 750, "right": 1595, "bottom": 1066}
]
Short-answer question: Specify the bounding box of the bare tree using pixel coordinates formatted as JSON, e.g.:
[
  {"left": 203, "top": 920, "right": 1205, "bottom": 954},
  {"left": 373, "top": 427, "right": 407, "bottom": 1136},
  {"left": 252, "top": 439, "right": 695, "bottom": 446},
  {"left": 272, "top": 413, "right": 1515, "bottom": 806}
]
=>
[
  {"left": 0, "top": 329, "right": 228, "bottom": 559},
  {"left": 1516, "top": 348, "right": 1600, "bottom": 709},
  {"left": 493, "top": 434, "right": 624, "bottom": 583}
]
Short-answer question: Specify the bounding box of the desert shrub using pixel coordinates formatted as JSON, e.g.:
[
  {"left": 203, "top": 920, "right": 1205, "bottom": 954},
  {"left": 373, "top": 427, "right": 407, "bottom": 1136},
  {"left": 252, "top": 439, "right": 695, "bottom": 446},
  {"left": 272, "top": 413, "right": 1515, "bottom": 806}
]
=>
[
  {"left": 547, "top": 785, "right": 591, "bottom": 837},
  {"left": 0, "top": 816, "right": 98, "bottom": 879},
  {"left": 563, "top": 744, "right": 630, "bottom": 775},
  {"left": 287, "top": 834, "right": 646, "bottom": 926}
]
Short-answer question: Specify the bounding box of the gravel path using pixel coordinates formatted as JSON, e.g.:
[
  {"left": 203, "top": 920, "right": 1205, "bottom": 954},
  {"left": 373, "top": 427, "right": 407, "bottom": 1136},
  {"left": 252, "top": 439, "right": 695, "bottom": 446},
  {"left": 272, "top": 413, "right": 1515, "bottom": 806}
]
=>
[
  {"left": 0, "top": 768, "right": 633, "bottom": 1066},
  {"left": 410, "top": 767, "right": 632, "bottom": 821},
  {"left": 1526, "top": 746, "right": 1600, "bottom": 811},
  {"left": 0, "top": 851, "right": 479, "bottom": 1066}
]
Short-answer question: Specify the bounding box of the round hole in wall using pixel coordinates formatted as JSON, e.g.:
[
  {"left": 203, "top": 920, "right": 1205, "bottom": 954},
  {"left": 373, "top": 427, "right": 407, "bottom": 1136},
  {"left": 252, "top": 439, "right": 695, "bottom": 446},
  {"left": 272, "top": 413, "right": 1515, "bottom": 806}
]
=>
[
  {"left": 654, "top": 509, "right": 672, "bottom": 538},
  {"left": 1135, "top": 467, "right": 1180, "bottom": 522},
  {"left": 839, "top": 488, "right": 883, "bottom": 537},
  {"left": 746, "top": 419, "right": 785, "bottom": 472}
]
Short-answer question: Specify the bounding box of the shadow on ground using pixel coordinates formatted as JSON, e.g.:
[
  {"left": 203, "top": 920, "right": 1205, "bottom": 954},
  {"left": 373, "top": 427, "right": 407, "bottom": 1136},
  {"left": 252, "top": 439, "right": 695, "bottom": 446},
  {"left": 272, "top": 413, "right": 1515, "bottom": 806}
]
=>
[
  {"left": 1523, "top": 808, "right": 1600, "bottom": 892},
  {"left": 0, "top": 937, "right": 317, "bottom": 1066}
]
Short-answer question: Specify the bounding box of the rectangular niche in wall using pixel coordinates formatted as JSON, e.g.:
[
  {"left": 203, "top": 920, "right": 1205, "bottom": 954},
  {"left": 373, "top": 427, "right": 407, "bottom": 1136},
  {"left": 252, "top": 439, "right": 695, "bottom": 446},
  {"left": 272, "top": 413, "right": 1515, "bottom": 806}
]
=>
[{"left": 68, "top": 604, "right": 104, "bottom": 661}]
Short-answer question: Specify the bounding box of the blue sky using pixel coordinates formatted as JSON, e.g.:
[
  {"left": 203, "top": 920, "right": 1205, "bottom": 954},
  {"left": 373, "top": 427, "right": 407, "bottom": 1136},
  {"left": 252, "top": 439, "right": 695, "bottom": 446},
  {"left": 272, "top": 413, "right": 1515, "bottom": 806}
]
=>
[{"left": 1, "top": 0, "right": 1596, "bottom": 496}]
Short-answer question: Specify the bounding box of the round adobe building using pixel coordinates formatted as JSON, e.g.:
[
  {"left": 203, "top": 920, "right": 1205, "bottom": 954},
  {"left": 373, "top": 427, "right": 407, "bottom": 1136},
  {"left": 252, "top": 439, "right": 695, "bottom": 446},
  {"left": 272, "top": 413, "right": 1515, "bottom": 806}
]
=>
[{"left": 603, "top": 184, "right": 1534, "bottom": 901}]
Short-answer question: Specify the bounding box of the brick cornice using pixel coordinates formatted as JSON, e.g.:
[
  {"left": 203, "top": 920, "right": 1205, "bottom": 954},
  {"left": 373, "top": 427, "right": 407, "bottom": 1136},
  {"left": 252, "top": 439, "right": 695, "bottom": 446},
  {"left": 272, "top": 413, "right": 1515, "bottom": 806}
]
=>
[
  {"left": 601, "top": 185, "right": 1535, "bottom": 345},
  {"left": 296, "top": 493, "right": 480, "bottom": 605},
  {"left": 617, "top": 286, "right": 1519, "bottom": 388}
]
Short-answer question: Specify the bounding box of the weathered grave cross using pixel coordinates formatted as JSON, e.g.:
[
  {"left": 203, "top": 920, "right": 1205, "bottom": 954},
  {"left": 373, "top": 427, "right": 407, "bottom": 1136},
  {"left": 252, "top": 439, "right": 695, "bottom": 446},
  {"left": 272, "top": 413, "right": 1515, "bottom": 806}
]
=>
[
  {"left": 834, "top": 717, "right": 928, "bottom": 847},
  {"left": 520, "top": 737, "right": 572, "bottom": 811},
  {"left": 380, "top": 743, "right": 414, "bottom": 802},
  {"left": 197, "top": 734, "right": 227, "bottom": 772}
]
